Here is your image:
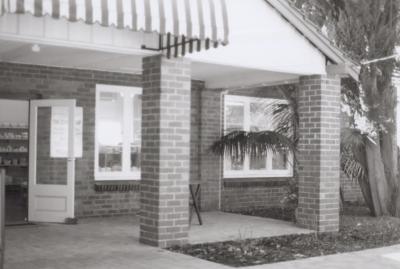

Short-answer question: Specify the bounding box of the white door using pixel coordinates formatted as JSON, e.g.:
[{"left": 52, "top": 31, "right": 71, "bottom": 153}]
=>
[{"left": 29, "top": 100, "right": 76, "bottom": 223}]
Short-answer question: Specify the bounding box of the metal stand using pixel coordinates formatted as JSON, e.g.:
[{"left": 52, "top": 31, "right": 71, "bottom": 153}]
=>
[{"left": 189, "top": 183, "right": 202, "bottom": 225}]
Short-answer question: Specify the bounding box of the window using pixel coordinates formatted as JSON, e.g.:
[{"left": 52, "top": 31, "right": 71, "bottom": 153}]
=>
[
  {"left": 224, "top": 95, "right": 293, "bottom": 178},
  {"left": 95, "top": 85, "right": 142, "bottom": 181}
]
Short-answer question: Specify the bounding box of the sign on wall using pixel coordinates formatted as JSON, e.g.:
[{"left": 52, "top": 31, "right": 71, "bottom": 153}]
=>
[{"left": 50, "top": 107, "right": 83, "bottom": 158}]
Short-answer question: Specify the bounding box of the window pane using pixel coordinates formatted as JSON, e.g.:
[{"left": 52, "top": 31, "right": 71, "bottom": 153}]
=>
[
  {"left": 225, "top": 104, "right": 244, "bottom": 132},
  {"left": 272, "top": 152, "right": 287, "bottom": 170},
  {"left": 250, "top": 155, "right": 267, "bottom": 170},
  {"left": 37, "top": 107, "right": 67, "bottom": 185},
  {"left": 250, "top": 101, "right": 271, "bottom": 131},
  {"left": 224, "top": 156, "right": 244, "bottom": 171},
  {"left": 98, "top": 92, "right": 123, "bottom": 172},
  {"left": 131, "top": 95, "right": 142, "bottom": 171}
]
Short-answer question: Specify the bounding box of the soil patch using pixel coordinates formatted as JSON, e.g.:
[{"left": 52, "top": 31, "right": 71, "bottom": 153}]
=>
[{"left": 170, "top": 205, "right": 400, "bottom": 267}]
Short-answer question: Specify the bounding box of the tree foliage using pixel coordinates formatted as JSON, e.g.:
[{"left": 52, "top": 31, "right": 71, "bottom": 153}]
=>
[
  {"left": 213, "top": 0, "right": 400, "bottom": 216},
  {"left": 293, "top": 0, "right": 400, "bottom": 216}
]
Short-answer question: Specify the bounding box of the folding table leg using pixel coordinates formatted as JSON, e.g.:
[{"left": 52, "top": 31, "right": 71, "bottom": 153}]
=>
[{"left": 190, "top": 184, "right": 203, "bottom": 225}]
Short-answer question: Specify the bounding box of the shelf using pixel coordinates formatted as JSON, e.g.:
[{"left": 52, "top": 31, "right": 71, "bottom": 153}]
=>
[
  {"left": 0, "top": 151, "right": 28, "bottom": 154},
  {"left": 0, "top": 126, "right": 28, "bottom": 130},
  {"left": 0, "top": 138, "right": 28, "bottom": 141},
  {"left": 0, "top": 165, "right": 28, "bottom": 168}
]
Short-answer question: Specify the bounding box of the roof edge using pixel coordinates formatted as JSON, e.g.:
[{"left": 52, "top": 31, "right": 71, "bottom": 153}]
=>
[{"left": 265, "top": 0, "right": 360, "bottom": 81}]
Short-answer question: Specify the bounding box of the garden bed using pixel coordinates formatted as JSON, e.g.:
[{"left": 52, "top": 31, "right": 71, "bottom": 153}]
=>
[
  {"left": 169, "top": 204, "right": 400, "bottom": 267},
  {"left": 225, "top": 207, "right": 296, "bottom": 222}
]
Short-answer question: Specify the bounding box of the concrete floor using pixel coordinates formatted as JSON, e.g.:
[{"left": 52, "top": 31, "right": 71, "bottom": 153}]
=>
[
  {"left": 189, "top": 212, "right": 312, "bottom": 244},
  {"left": 4, "top": 212, "right": 311, "bottom": 269},
  {"left": 4, "top": 212, "right": 400, "bottom": 269}
]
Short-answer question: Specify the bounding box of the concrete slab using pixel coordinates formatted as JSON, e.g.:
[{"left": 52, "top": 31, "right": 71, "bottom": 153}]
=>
[
  {"left": 189, "top": 212, "right": 312, "bottom": 244},
  {"left": 4, "top": 212, "right": 311, "bottom": 269},
  {"left": 4, "top": 215, "right": 228, "bottom": 269},
  {"left": 4, "top": 213, "right": 400, "bottom": 269}
]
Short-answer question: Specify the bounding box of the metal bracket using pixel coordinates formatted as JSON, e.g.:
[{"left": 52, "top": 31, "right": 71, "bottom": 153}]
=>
[{"left": 141, "top": 33, "right": 215, "bottom": 58}]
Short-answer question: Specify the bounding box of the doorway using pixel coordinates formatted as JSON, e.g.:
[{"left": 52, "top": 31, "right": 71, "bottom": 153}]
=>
[
  {"left": 0, "top": 99, "right": 29, "bottom": 225},
  {"left": 1, "top": 98, "right": 78, "bottom": 224}
]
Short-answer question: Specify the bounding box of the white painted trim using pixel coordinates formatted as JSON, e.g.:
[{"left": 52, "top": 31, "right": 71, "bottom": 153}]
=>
[
  {"left": 224, "top": 169, "right": 293, "bottom": 178},
  {"left": 94, "top": 84, "right": 142, "bottom": 181},
  {"left": 190, "top": 58, "right": 325, "bottom": 77},
  {"left": 224, "top": 78, "right": 299, "bottom": 92},
  {"left": 0, "top": 32, "right": 155, "bottom": 57}
]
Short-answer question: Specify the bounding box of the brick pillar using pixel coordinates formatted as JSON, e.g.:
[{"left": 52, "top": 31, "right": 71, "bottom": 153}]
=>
[
  {"left": 140, "top": 55, "right": 191, "bottom": 247},
  {"left": 200, "top": 89, "right": 224, "bottom": 211},
  {"left": 297, "top": 75, "right": 341, "bottom": 232}
]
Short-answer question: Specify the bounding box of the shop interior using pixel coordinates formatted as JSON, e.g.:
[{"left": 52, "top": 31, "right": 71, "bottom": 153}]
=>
[{"left": 0, "top": 99, "right": 29, "bottom": 225}]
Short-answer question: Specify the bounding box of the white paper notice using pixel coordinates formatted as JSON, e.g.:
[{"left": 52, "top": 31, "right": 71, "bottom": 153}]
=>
[{"left": 50, "top": 107, "right": 83, "bottom": 158}]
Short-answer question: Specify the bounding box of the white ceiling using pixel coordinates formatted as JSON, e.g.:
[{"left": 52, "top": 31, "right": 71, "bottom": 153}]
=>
[
  {"left": 0, "top": 39, "right": 300, "bottom": 88},
  {"left": 0, "top": 39, "right": 143, "bottom": 74}
]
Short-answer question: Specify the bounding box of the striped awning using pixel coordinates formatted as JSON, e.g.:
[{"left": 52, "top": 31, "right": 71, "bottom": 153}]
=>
[{"left": 0, "top": 0, "right": 229, "bottom": 57}]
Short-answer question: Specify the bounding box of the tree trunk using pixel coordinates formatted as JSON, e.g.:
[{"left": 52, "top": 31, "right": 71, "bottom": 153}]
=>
[
  {"left": 381, "top": 131, "right": 399, "bottom": 215},
  {"left": 365, "top": 138, "right": 391, "bottom": 216},
  {"left": 352, "top": 138, "right": 375, "bottom": 216}
]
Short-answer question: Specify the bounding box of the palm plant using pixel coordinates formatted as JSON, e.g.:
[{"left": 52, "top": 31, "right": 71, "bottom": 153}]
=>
[{"left": 212, "top": 89, "right": 372, "bottom": 213}]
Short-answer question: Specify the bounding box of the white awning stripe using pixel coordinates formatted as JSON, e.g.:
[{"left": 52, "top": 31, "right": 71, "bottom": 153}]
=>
[{"left": 1, "top": 0, "right": 229, "bottom": 44}]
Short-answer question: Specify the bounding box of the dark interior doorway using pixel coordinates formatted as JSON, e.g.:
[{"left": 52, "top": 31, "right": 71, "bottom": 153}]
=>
[{"left": 0, "top": 99, "right": 29, "bottom": 225}]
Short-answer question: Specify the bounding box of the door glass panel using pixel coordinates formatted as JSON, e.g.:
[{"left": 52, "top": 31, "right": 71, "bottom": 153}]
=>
[
  {"left": 36, "top": 107, "right": 67, "bottom": 185},
  {"left": 98, "top": 92, "right": 123, "bottom": 172}
]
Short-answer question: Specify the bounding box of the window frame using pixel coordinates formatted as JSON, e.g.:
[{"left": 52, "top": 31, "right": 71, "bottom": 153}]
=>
[
  {"left": 94, "top": 84, "right": 142, "bottom": 181},
  {"left": 223, "top": 95, "right": 294, "bottom": 179}
]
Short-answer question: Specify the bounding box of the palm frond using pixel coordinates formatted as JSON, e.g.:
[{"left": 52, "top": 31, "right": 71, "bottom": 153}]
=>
[
  {"left": 211, "top": 130, "right": 296, "bottom": 159},
  {"left": 340, "top": 127, "right": 370, "bottom": 183},
  {"left": 271, "top": 103, "right": 298, "bottom": 142},
  {"left": 341, "top": 127, "right": 367, "bottom": 152},
  {"left": 341, "top": 152, "right": 366, "bottom": 182}
]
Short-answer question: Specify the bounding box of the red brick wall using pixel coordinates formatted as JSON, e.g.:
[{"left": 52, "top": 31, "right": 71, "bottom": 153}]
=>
[
  {"left": 190, "top": 81, "right": 203, "bottom": 184},
  {"left": 0, "top": 62, "right": 142, "bottom": 217},
  {"left": 0, "top": 62, "right": 357, "bottom": 221},
  {"left": 297, "top": 75, "right": 341, "bottom": 232},
  {"left": 221, "top": 179, "right": 289, "bottom": 211},
  {"left": 199, "top": 88, "right": 224, "bottom": 210},
  {"left": 140, "top": 55, "right": 191, "bottom": 247},
  {"left": 0, "top": 62, "right": 207, "bottom": 219},
  {"left": 340, "top": 172, "right": 364, "bottom": 203}
]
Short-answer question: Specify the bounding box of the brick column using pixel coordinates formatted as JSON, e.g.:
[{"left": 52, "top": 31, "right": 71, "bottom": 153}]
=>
[
  {"left": 140, "top": 55, "right": 191, "bottom": 247},
  {"left": 200, "top": 89, "right": 224, "bottom": 211},
  {"left": 297, "top": 75, "right": 341, "bottom": 232}
]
